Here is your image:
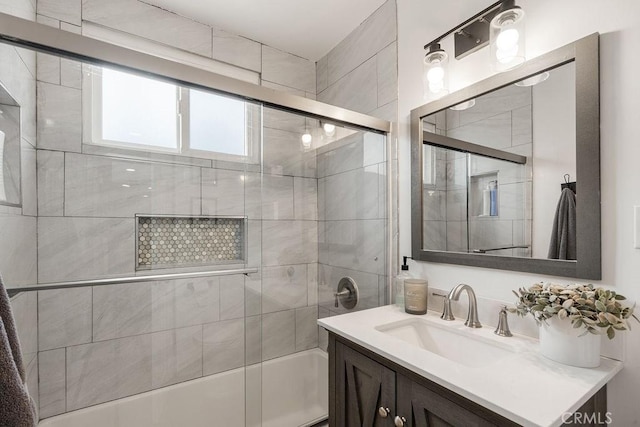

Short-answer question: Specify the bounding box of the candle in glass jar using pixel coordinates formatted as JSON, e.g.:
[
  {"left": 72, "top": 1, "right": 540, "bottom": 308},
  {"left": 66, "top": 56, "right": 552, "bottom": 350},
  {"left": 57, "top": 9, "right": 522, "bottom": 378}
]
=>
[{"left": 404, "top": 278, "right": 428, "bottom": 314}]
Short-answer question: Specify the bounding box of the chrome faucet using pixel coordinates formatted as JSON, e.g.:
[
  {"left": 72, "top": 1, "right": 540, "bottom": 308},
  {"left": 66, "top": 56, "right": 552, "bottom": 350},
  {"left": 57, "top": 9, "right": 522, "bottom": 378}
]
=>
[{"left": 440, "top": 284, "right": 482, "bottom": 328}]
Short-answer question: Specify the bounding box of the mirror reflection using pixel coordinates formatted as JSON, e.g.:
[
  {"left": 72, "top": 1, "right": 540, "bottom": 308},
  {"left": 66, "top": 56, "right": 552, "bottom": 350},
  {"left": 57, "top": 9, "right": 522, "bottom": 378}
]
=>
[{"left": 421, "top": 61, "right": 576, "bottom": 260}]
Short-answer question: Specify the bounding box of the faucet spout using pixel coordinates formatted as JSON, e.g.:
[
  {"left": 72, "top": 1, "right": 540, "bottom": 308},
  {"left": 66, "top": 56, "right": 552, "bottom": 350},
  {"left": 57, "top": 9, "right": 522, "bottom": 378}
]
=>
[{"left": 446, "top": 284, "right": 482, "bottom": 328}]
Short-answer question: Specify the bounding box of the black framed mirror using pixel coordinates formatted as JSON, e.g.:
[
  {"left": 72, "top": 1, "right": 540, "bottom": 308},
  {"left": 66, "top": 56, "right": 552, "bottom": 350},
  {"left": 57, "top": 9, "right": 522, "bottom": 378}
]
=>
[{"left": 410, "top": 33, "right": 600, "bottom": 279}]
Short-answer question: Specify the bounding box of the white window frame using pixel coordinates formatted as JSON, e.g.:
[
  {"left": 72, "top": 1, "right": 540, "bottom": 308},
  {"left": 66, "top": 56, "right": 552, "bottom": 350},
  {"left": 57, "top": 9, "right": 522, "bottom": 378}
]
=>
[{"left": 84, "top": 66, "right": 261, "bottom": 164}]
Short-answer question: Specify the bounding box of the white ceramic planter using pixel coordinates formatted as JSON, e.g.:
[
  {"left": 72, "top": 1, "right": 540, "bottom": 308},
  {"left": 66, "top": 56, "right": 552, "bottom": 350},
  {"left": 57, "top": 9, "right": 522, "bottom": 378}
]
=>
[{"left": 539, "top": 317, "right": 601, "bottom": 368}]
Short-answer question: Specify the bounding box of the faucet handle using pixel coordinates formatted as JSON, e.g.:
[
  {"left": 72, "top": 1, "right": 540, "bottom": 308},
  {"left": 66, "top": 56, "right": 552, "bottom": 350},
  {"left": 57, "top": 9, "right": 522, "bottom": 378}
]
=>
[{"left": 494, "top": 305, "right": 513, "bottom": 337}]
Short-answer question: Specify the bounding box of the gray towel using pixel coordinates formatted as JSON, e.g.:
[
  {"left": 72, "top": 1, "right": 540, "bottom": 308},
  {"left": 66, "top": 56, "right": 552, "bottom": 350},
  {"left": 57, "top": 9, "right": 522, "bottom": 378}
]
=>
[
  {"left": 0, "top": 276, "right": 37, "bottom": 427},
  {"left": 548, "top": 187, "right": 577, "bottom": 260}
]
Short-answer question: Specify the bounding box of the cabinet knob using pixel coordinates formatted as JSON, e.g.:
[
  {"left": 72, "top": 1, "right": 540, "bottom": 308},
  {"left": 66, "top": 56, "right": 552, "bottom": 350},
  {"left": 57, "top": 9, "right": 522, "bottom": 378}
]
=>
[
  {"left": 378, "top": 407, "right": 390, "bottom": 418},
  {"left": 394, "top": 415, "right": 406, "bottom": 427}
]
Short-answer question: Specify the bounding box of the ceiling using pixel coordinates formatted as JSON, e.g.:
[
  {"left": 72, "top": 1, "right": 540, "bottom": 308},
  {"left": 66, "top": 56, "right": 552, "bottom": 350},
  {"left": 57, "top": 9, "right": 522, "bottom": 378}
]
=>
[{"left": 142, "top": 0, "right": 387, "bottom": 61}]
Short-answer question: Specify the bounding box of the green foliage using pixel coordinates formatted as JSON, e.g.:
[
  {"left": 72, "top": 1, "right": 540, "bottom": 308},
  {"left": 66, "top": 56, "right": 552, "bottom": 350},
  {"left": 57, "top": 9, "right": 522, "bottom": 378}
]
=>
[{"left": 511, "top": 283, "right": 639, "bottom": 339}]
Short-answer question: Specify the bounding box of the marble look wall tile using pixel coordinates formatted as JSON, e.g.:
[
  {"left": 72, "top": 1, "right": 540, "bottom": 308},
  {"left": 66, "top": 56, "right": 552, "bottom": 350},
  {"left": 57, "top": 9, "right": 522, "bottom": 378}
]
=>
[
  {"left": 293, "top": 177, "right": 317, "bottom": 220},
  {"left": 445, "top": 189, "right": 467, "bottom": 221},
  {"left": 468, "top": 219, "right": 514, "bottom": 251},
  {"left": 318, "top": 132, "right": 385, "bottom": 178},
  {"left": 21, "top": 141, "right": 37, "bottom": 217},
  {"left": 261, "top": 264, "right": 308, "bottom": 314},
  {"left": 368, "top": 100, "right": 397, "bottom": 123},
  {"left": 38, "top": 217, "right": 135, "bottom": 282},
  {"left": 212, "top": 29, "right": 261, "bottom": 73},
  {"left": 151, "top": 325, "right": 203, "bottom": 388},
  {"left": 324, "top": 166, "right": 380, "bottom": 220},
  {"left": 378, "top": 275, "right": 389, "bottom": 306},
  {"left": 318, "top": 264, "right": 380, "bottom": 314},
  {"left": 499, "top": 182, "right": 527, "bottom": 220},
  {"left": 446, "top": 220, "right": 468, "bottom": 252},
  {"left": 36, "top": 53, "right": 60, "bottom": 84},
  {"left": 0, "top": 0, "right": 35, "bottom": 20},
  {"left": 37, "top": 150, "right": 64, "bottom": 216},
  {"left": 152, "top": 277, "right": 221, "bottom": 331},
  {"left": 263, "top": 104, "right": 306, "bottom": 134},
  {"left": 295, "top": 306, "right": 318, "bottom": 351},
  {"left": 316, "top": 55, "right": 328, "bottom": 93},
  {"left": 0, "top": 215, "right": 37, "bottom": 286},
  {"left": 377, "top": 42, "right": 398, "bottom": 107},
  {"left": 326, "top": 0, "right": 396, "bottom": 85},
  {"left": 64, "top": 153, "right": 201, "bottom": 217},
  {"left": 203, "top": 318, "right": 244, "bottom": 375},
  {"left": 326, "top": 219, "right": 385, "bottom": 275},
  {"left": 261, "top": 174, "right": 294, "bottom": 220},
  {"left": 261, "top": 46, "right": 315, "bottom": 93},
  {"left": 423, "top": 220, "right": 446, "bottom": 251},
  {"left": 83, "top": 0, "right": 212, "bottom": 57},
  {"left": 60, "top": 58, "right": 82, "bottom": 89},
  {"left": 81, "top": 144, "right": 211, "bottom": 168},
  {"left": 244, "top": 272, "right": 262, "bottom": 317},
  {"left": 246, "top": 220, "right": 262, "bottom": 269},
  {"left": 10, "top": 292, "right": 38, "bottom": 358},
  {"left": 38, "top": 288, "right": 92, "bottom": 351},
  {"left": 220, "top": 275, "right": 245, "bottom": 320},
  {"left": 38, "top": 0, "right": 80, "bottom": 25},
  {"left": 318, "top": 58, "right": 377, "bottom": 114},
  {"left": 448, "top": 112, "right": 512, "bottom": 150},
  {"left": 422, "top": 189, "right": 446, "bottom": 221},
  {"left": 307, "top": 263, "right": 318, "bottom": 306},
  {"left": 261, "top": 310, "right": 295, "bottom": 361},
  {"left": 93, "top": 282, "right": 153, "bottom": 341},
  {"left": 39, "top": 349, "right": 66, "bottom": 418},
  {"left": 66, "top": 326, "right": 203, "bottom": 411},
  {"left": 245, "top": 315, "right": 262, "bottom": 365},
  {"left": 512, "top": 104, "right": 533, "bottom": 146},
  {"left": 263, "top": 128, "right": 317, "bottom": 178},
  {"left": 317, "top": 219, "right": 328, "bottom": 264},
  {"left": 261, "top": 220, "right": 318, "bottom": 266},
  {"left": 201, "top": 168, "right": 245, "bottom": 216},
  {"left": 37, "top": 82, "right": 81, "bottom": 152}
]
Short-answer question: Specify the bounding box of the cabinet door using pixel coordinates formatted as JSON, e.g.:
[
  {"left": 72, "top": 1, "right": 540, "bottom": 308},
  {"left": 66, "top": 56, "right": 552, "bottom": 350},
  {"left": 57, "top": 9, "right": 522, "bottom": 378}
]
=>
[
  {"left": 396, "top": 375, "right": 497, "bottom": 427},
  {"left": 335, "top": 341, "right": 396, "bottom": 427}
]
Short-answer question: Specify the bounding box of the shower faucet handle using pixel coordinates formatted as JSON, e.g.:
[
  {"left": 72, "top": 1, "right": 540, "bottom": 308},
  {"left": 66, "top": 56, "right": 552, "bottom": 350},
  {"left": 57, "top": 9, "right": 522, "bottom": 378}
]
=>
[{"left": 334, "top": 289, "right": 350, "bottom": 307}]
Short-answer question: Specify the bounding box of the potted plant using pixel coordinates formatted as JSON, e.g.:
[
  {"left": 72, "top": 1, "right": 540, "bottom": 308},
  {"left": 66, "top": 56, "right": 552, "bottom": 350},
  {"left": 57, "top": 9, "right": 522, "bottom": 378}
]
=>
[{"left": 512, "top": 283, "right": 638, "bottom": 368}]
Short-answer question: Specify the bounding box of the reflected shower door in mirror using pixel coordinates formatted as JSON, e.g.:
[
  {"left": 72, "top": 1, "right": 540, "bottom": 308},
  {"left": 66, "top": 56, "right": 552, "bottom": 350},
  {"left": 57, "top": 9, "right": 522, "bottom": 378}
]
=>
[
  {"left": 421, "top": 62, "right": 576, "bottom": 260},
  {"left": 411, "top": 34, "right": 600, "bottom": 279}
]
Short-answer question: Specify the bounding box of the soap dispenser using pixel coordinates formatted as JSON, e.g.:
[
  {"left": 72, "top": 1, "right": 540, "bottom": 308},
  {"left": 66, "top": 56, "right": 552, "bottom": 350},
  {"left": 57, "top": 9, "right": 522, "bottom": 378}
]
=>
[{"left": 394, "top": 256, "right": 412, "bottom": 308}]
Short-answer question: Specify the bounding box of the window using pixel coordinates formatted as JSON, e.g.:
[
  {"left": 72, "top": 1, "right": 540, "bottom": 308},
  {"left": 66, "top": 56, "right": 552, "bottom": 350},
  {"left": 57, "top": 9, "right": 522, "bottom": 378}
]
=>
[{"left": 87, "top": 66, "right": 260, "bottom": 163}]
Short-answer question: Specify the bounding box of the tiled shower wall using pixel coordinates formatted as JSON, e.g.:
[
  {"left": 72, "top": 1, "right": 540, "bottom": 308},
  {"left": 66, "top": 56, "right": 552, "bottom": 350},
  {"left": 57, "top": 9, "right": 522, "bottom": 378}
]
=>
[
  {"left": 315, "top": 0, "right": 397, "bottom": 346},
  {"left": 3, "top": 0, "right": 322, "bottom": 419},
  {"left": 0, "top": 0, "right": 40, "bottom": 415}
]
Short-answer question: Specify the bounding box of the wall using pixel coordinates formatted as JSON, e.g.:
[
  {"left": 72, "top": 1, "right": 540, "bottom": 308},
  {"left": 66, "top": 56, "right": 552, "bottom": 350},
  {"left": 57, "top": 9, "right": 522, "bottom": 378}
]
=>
[
  {"left": 397, "top": 0, "right": 640, "bottom": 424},
  {"left": 0, "top": 0, "right": 39, "bottom": 417},
  {"left": 315, "top": 0, "right": 398, "bottom": 348}
]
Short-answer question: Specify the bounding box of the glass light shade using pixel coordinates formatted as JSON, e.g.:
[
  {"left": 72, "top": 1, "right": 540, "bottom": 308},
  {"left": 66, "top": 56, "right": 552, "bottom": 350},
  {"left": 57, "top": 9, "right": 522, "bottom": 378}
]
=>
[
  {"left": 515, "top": 71, "right": 550, "bottom": 87},
  {"left": 301, "top": 131, "right": 312, "bottom": 148},
  {"left": 423, "top": 49, "right": 449, "bottom": 99},
  {"left": 490, "top": 6, "right": 526, "bottom": 72}
]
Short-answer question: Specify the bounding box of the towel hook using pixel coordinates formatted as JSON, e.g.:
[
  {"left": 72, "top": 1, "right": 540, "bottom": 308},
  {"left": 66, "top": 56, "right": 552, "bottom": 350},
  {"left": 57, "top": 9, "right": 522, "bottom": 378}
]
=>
[{"left": 564, "top": 173, "right": 571, "bottom": 184}]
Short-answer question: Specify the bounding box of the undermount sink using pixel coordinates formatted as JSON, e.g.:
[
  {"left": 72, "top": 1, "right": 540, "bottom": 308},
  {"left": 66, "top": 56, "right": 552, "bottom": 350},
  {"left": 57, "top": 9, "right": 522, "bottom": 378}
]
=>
[{"left": 375, "top": 317, "right": 515, "bottom": 368}]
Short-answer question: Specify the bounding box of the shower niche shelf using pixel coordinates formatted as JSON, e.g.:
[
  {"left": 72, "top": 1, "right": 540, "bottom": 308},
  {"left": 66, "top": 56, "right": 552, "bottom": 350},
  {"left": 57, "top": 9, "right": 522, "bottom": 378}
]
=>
[
  {"left": 469, "top": 172, "right": 498, "bottom": 218},
  {"left": 136, "top": 215, "right": 246, "bottom": 271}
]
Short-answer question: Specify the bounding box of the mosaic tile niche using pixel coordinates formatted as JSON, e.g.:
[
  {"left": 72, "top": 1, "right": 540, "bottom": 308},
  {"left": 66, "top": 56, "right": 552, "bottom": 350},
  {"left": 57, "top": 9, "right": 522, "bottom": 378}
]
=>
[{"left": 136, "top": 216, "right": 245, "bottom": 270}]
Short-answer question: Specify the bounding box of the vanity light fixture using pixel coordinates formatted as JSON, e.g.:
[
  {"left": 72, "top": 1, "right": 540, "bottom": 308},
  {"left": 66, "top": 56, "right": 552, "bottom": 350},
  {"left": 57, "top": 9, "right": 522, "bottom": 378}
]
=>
[
  {"left": 421, "top": 1, "right": 527, "bottom": 99},
  {"left": 515, "top": 71, "right": 550, "bottom": 87},
  {"left": 423, "top": 43, "right": 449, "bottom": 99}
]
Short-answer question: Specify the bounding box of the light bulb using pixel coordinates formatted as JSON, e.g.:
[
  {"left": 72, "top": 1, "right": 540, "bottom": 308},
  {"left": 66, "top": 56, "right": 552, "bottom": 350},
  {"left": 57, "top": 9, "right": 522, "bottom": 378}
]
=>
[
  {"left": 426, "top": 64, "right": 444, "bottom": 84},
  {"left": 496, "top": 28, "right": 519, "bottom": 51},
  {"left": 323, "top": 123, "right": 336, "bottom": 136},
  {"left": 301, "top": 132, "right": 312, "bottom": 147}
]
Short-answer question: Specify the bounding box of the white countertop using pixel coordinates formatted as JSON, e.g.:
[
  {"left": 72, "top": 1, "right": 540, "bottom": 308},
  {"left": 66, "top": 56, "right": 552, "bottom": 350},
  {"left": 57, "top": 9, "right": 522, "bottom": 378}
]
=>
[{"left": 318, "top": 305, "right": 623, "bottom": 427}]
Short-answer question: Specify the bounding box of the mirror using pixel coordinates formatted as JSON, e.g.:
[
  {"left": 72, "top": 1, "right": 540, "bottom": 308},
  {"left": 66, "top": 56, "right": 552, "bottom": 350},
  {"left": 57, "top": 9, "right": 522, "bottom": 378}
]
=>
[{"left": 411, "top": 34, "right": 600, "bottom": 279}]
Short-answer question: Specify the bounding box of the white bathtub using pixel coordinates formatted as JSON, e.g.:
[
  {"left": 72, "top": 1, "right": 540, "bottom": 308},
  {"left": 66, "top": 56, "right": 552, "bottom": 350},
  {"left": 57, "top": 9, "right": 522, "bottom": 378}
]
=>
[{"left": 39, "top": 349, "right": 328, "bottom": 427}]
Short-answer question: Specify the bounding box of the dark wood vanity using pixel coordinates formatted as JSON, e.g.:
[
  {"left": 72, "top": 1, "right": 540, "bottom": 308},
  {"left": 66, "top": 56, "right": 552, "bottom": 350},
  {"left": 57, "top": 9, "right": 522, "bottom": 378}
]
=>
[{"left": 328, "top": 332, "right": 607, "bottom": 427}]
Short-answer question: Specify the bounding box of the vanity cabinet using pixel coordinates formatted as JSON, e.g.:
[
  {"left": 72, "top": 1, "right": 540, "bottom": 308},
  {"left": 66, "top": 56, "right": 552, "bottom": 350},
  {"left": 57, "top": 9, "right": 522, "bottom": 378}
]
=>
[{"left": 329, "top": 332, "right": 607, "bottom": 427}]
